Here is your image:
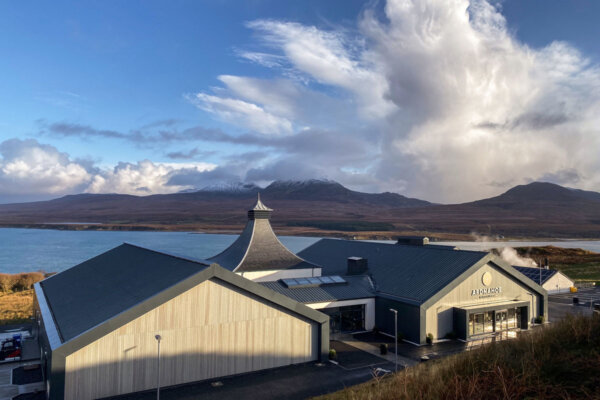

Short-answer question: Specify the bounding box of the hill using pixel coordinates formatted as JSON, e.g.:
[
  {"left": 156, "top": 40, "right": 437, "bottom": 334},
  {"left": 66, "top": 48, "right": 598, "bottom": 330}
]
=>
[
  {"left": 315, "top": 315, "right": 600, "bottom": 400},
  {"left": 0, "top": 180, "right": 599, "bottom": 238},
  {"left": 388, "top": 182, "right": 600, "bottom": 238},
  {"left": 0, "top": 179, "right": 431, "bottom": 233}
]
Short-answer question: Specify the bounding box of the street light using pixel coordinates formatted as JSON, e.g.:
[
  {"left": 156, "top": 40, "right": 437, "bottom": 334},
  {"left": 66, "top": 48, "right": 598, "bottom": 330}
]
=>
[
  {"left": 155, "top": 334, "right": 162, "bottom": 400},
  {"left": 389, "top": 308, "right": 398, "bottom": 372}
]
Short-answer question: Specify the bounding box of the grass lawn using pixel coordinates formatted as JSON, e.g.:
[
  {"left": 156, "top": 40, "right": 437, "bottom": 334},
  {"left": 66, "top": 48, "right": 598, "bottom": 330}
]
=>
[
  {"left": 0, "top": 289, "right": 34, "bottom": 325},
  {"left": 314, "top": 315, "right": 600, "bottom": 400},
  {"left": 515, "top": 246, "right": 600, "bottom": 282}
]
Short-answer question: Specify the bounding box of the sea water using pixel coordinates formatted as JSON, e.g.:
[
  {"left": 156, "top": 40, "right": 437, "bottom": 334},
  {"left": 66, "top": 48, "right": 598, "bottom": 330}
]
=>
[
  {"left": 1, "top": 228, "right": 599, "bottom": 274},
  {"left": 0, "top": 228, "right": 319, "bottom": 274}
]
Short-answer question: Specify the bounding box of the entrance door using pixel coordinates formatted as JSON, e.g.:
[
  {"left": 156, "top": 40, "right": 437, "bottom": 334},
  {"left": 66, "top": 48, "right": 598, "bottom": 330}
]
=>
[
  {"left": 495, "top": 310, "right": 508, "bottom": 331},
  {"left": 320, "top": 305, "right": 365, "bottom": 334}
]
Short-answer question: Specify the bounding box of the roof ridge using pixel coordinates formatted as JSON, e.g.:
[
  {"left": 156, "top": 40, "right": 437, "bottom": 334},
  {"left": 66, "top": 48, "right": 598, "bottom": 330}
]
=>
[{"left": 121, "top": 242, "right": 211, "bottom": 266}]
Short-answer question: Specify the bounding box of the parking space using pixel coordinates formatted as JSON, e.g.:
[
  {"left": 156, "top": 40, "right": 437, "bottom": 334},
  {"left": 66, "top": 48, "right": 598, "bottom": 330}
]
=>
[{"left": 548, "top": 287, "right": 598, "bottom": 322}]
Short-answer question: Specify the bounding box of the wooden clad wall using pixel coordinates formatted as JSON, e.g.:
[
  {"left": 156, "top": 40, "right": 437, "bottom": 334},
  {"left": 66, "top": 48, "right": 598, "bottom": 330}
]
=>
[{"left": 64, "top": 279, "right": 317, "bottom": 400}]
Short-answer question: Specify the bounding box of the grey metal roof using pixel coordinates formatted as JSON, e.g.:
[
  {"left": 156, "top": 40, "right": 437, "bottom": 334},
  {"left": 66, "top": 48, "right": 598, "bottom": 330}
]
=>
[
  {"left": 512, "top": 266, "right": 558, "bottom": 285},
  {"left": 260, "top": 275, "right": 374, "bottom": 303},
  {"left": 208, "top": 200, "right": 320, "bottom": 272},
  {"left": 40, "top": 243, "right": 210, "bottom": 343},
  {"left": 298, "top": 239, "right": 488, "bottom": 304}
]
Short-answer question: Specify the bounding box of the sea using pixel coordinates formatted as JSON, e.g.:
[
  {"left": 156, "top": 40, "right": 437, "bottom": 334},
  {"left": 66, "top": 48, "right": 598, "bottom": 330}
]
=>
[
  {"left": 1, "top": 228, "right": 599, "bottom": 274},
  {"left": 0, "top": 228, "right": 319, "bottom": 274}
]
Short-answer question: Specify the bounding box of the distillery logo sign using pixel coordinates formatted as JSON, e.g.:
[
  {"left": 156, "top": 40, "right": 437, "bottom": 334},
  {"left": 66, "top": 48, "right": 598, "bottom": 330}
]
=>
[{"left": 471, "top": 272, "right": 502, "bottom": 297}]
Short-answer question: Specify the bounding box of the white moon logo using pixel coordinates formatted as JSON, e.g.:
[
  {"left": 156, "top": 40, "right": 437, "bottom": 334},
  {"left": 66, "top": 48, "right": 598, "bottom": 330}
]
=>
[{"left": 482, "top": 272, "right": 492, "bottom": 286}]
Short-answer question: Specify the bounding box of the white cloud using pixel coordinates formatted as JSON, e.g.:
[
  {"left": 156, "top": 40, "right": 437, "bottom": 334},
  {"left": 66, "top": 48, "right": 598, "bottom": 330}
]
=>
[
  {"left": 0, "top": 138, "right": 218, "bottom": 201},
  {"left": 191, "top": 0, "right": 600, "bottom": 203},
  {"left": 189, "top": 92, "right": 293, "bottom": 135},
  {"left": 0, "top": 139, "right": 91, "bottom": 195},
  {"left": 86, "top": 160, "right": 216, "bottom": 195}
]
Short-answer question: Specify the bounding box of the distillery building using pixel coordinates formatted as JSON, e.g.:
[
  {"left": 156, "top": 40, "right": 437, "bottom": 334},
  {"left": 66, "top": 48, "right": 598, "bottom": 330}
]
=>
[{"left": 34, "top": 196, "right": 548, "bottom": 399}]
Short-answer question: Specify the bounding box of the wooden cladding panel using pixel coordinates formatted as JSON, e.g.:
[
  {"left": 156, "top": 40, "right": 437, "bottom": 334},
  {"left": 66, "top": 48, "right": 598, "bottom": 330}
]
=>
[{"left": 64, "top": 279, "right": 317, "bottom": 400}]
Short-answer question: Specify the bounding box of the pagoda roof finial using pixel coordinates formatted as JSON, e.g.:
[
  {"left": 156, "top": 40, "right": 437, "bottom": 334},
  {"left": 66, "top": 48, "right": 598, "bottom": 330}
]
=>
[{"left": 253, "top": 192, "right": 272, "bottom": 212}]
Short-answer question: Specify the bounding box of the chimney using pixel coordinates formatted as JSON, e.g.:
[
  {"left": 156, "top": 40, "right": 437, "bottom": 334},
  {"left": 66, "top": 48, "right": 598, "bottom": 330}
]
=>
[
  {"left": 347, "top": 257, "right": 368, "bottom": 275},
  {"left": 396, "top": 236, "right": 429, "bottom": 246}
]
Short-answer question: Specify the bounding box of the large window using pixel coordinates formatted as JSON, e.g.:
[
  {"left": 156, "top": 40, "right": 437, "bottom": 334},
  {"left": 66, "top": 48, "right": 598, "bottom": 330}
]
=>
[
  {"left": 321, "top": 305, "right": 365, "bottom": 334},
  {"left": 468, "top": 307, "right": 522, "bottom": 337}
]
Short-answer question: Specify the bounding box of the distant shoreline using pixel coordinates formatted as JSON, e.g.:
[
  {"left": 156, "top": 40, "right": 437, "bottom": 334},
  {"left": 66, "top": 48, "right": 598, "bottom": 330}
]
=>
[{"left": 0, "top": 222, "right": 599, "bottom": 241}]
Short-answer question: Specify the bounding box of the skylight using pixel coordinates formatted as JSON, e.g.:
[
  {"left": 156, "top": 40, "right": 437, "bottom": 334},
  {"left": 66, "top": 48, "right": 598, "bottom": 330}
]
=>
[{"left": 281, "top": 275, "right": 347, "bottom": 288}]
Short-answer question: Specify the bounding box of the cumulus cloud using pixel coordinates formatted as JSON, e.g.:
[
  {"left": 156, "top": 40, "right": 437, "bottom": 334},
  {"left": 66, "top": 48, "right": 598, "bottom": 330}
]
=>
[
  {"left": 0, "top": 139, "right": 91, "bottom": 197},
  {"left": 86, "top": 160, "right": 216, "bottom": 195},
  {"left": 22, "top": 1, "right": 600, "bottom": 202},
  {"left": 0, "top": 138, "right": 218, "bottom": 201},
  {"left": 185, "top": 0, "right": 600, "bottom": 202}
]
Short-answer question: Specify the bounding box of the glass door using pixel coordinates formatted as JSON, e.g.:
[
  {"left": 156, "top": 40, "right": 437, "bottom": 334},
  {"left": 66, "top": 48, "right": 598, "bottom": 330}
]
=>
[{"left": 495, "top": 310, "right": 508, "bottom": 331}]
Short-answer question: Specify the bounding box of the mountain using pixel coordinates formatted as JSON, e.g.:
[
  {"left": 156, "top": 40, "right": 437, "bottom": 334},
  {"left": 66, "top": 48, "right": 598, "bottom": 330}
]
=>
[
  {"left": 386, "top": 182, "right": 600, "bottom": 238},
  {"left": 0, "top": 179, "right": 431, "bottom": 231},
  {"left": 0, "top": 180, "right": 598, "bottom": 238},
  {"left": 472, "top": 182, "right": 600, "bottom": 206}
]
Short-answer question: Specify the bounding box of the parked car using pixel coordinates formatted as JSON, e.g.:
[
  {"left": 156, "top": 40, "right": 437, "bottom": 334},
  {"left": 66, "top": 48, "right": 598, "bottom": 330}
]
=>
[{"left": 0, "top": 335, "right": 22, "bottom": 362}]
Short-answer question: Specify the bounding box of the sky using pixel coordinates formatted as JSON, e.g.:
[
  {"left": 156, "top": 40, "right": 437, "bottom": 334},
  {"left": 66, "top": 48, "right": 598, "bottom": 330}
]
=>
[{"left": 1, "top": 0, "right": 600, "bottom": 204}]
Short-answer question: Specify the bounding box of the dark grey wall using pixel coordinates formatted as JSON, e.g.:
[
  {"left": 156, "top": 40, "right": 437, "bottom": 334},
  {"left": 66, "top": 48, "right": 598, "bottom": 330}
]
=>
[
  {"left": 375, "top": 297, "right": 421, "bottom": 343},
  {"left": 453, "top": 308, "right": 467, "bottom": 340}
]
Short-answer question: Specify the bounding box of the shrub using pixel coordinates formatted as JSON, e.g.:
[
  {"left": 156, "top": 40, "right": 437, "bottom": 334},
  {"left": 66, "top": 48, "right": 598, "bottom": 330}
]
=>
[
  {"left": 12, "top": 272, "right": 45, "bottom": 291},
  {"left": 0, "top": 272, "right": 45, "bottom": 292},
  {"left": 426, "top": 333, "right": 434, "bottom": 345},
  {"left": 0, "top": 274, "right": 13, "bottom": 292},
  {"left": 534, "top": 315, "right": 545, "bottom": 324},
  {"left": 329, "top": 349, "right": 337, "bottom": 360},
  {"left": 380, "top": 343, "right": 388, "bottom": 355}
]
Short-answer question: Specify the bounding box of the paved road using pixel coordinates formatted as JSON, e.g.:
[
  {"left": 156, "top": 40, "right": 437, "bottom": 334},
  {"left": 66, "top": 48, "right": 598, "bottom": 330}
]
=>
[
  {"left": 106, "top": 360, "right": 394, "bottom": 400},
  {"left": 548, "top": 287, "right": 598, "bottom": 322}
]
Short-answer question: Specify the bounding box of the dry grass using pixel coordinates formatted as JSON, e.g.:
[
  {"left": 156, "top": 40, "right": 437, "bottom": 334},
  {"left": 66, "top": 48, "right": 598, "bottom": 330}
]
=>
[
  {"left": 315, "top": 315, "right": 600, "bottom": 400},
  {"left": 0, "top": 289, "right": 34, "bottom": 325},
  {"left": 0, "top": 271, "right": 48, "bottom": 325}
]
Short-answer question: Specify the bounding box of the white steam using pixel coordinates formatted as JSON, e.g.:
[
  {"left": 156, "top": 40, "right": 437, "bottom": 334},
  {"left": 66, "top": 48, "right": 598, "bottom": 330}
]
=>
[{"left": 499, "top": 247, "right": 537, "bottom": 268}]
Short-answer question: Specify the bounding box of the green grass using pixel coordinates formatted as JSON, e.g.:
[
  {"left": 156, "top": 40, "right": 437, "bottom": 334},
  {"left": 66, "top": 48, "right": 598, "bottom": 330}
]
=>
[
  {"left": 553, "top": 262, "right": 600, "bottom": 281},
  {"left": 314, "top": 315, "right": 600, "bottom": 400}
]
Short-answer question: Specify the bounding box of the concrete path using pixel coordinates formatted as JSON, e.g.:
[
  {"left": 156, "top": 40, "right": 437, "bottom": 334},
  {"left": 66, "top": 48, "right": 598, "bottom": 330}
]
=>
[
  {"left": 340, "top": 337, "right": 417, "bottom": 368},
  {"left": 0, "top": 363, "right": 18, "bottom": 400}
]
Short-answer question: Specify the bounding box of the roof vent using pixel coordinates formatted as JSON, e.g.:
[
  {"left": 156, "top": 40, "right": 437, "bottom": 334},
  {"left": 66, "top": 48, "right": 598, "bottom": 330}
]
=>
[
  {"left": 347, "top": 257, "right": 368, "bottom": 275},
  {"left": 396, "top": 236, "right": 429, "bottom": 246}
]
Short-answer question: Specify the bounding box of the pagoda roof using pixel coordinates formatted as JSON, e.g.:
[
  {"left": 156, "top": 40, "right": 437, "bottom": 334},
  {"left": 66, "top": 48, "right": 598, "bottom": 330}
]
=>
[{"left": 208, "top": 195, "right": 321, "bottom": 272}]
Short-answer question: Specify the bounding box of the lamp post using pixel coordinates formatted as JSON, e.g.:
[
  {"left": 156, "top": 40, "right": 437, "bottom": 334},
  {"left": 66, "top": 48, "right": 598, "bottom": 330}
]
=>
[
  {"left": 389, "top": 308, "right": 398, "bottom": 372},
  {"left": 155, "top": 334, "right": 162, "bottom": 400}
]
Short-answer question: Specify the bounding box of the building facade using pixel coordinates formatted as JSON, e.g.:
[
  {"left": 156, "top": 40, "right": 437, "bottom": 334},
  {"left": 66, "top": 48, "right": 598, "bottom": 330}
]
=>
[{"left": 35, "top": 196, "right": 548, "bottom": 399}]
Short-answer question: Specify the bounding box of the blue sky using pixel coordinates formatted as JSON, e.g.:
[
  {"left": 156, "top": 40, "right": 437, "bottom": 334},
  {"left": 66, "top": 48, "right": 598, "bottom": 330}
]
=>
[{"left": 1, "top": 0, "right": 599, "bottom": 203}]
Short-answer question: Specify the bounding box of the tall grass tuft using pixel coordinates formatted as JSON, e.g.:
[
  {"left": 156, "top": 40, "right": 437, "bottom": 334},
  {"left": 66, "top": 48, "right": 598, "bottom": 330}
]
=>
[
  {"left": 315, "top": 314, "right": 600, "bottom": 400},
  {"left": 0, "top": 271, "right": 46, "bottom": 293}
]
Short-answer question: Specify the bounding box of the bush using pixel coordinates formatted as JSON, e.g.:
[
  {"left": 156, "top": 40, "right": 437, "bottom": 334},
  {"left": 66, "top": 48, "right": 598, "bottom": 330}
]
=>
[
  {"left": 380, "top": 343, "right": 388, "bottom": 355},
  {"left": 0, "top": 272, "right": 45, "bottom": 292},
  {"left": 0, "top": 274, "right": 12, "bottom": 292},
  {"left": 329, "top": 349, "right": 337, "bottom": 360},
  {"left": 534, "top": 315, "right": 545, "bottom": 324},
  {"left": 426, "top": 333, "right": 434, "bottom": 345}
]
